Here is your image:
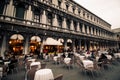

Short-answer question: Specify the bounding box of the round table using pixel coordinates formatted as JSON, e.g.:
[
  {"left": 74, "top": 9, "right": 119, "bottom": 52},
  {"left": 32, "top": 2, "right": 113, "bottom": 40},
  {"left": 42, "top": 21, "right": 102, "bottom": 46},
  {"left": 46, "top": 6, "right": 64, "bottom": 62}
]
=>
[
  {"left": 64, "top": 58, "right": 71, "bottom": 64},
  {"left": 34, "top": 69, "right": 54, "bottom": 80},
  {"left": 30, "top": 62, "right": 41, "bottom": 69},
  {"left": 82, "top": 60, "right": 94, "bottom": 69}
]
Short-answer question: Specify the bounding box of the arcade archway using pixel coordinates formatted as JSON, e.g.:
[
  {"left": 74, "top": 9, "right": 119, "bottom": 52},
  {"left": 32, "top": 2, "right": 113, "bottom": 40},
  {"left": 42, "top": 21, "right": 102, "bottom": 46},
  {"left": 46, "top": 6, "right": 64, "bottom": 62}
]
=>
[
  {"left": 9, "top": 34, "right": 24, "bottom": 55},
  {"left": 30, "top": 36, "right": 41, "bottom": 54}
]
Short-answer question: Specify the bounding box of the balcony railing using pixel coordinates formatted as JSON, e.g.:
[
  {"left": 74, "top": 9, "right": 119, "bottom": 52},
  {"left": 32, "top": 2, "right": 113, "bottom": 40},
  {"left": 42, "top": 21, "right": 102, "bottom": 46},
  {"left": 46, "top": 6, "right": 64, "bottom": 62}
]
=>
[
  {"left": 0, "top": 14, "right": 116, "bottom": 41},
  {"left": 37, "top": 0, "right": 111, "bottom": 31}
]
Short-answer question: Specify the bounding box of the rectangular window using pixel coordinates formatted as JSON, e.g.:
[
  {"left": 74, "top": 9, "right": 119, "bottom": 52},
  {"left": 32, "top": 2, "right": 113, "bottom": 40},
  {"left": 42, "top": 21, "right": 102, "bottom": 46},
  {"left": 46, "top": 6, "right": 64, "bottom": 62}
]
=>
[
  {"left": 15, "top": 7, "right": 25, "bottom": 19},
  {"left": 66, "top": 5, "right": 69, "bottom": 10},
  {"left": 66, "top": 20, "right": 70, "bottom": 30},
  {"left": 33, "top": 14, "right": 40, "bottom": 22},
  {"left": 0, "top": 2, "right": 5, "bottom": 14},
  {"left": 33, "top": 9, "right": 41, "bottom": 23},
  {"left": 47, "top": 13, "right": 52, "bottom": 25}
]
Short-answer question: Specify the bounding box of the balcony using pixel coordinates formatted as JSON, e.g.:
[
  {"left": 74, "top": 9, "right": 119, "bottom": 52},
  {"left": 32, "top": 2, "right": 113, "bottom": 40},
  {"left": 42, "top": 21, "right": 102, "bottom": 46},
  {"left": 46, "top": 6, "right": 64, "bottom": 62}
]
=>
[{"left": 0, "top": 14, "right": 116, "bottom": 41}]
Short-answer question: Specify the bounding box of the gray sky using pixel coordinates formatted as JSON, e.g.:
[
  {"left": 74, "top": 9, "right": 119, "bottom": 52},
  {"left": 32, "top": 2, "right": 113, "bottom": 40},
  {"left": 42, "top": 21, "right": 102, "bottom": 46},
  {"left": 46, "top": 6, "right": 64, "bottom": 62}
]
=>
[{"left": 74, "top": 0, "right": 120, "bottom": 29}]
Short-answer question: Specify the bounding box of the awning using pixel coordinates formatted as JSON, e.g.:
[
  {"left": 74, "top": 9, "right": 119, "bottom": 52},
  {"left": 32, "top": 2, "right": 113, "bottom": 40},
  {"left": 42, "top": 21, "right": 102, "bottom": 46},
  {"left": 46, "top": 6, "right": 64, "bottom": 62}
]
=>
[{"left": 44, "top": 38, "right": 62, "bottom": 45}]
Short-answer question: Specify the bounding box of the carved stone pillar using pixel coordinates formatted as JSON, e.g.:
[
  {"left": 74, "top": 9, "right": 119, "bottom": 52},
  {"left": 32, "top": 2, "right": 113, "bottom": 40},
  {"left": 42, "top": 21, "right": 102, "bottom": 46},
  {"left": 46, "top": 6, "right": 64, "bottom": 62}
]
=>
[
  {"left": 82, "top": 23, "right": 85, "bottom": 33},
  {"left": 26, "top": 5, "right": 33, "bottom": 21},
  {"left": 77, "top": 22, "right": 80, "bottom": 32},
  {"left": 63, "top": 38, "right": 67, "bottom": 51},
  {"left": 62, "top": 18, "right": 67, "bottom": 29},
  {"left": 0, "top": 33, "right": 8, "bottom": 58},
  {"left": 72, "top": 39, "right": 76, "bottom": 52},
  {"left": 5, "top": 0, "right": 14, "bottom": 16},
  {"left": 70, "top": 20, "right": 74, "bottom": 30},
  {"left": 79, "top": 39, "right": 81, "bottom": 50},
  {"left": 91, "top": 27, "right": 93, "bottom": 35},
  {"left": 53, "top": 14, "right": 58, "bottom": 27},
  {"left": 42, "top": 10, "right": 47, "bottom": 25},
  {"left": 40, "top": 36, "right": 47, "bottom": 53},
  {"left": 87, "top": 26, "right": 89, "bottom": 34},
  {"left": 24, "top": 35, "right": 30, "bottom": 55}
]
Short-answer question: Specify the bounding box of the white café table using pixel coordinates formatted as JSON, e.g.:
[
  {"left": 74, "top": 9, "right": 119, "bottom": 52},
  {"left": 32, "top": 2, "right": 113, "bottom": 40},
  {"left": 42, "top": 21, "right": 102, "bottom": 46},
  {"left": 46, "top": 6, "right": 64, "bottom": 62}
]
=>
[
  {"left": 28, "top": 59, "right": 36, "bottom": 62},
  {"left": 82, "top": 60, "right": 94, "bottom": 69},
  {"left": 114, "top": 53, "right": 120, "bottom": 58},
  {"left": 64, "top": 58, "right": 71, "bottom": 64},
  {"left": 78, "top": 55, "right": 85, "bottom": 61},
  {"left": 30, "top": 62, "right": 41, "bottom": 69},
  {"left": 106, "top": 55, "right": 112, "bottom": 60},
  {"left": 53, "top": 56, "right": 59, "bottom": 62},
  {"left": 4, "top": 61, "right": 10, "bottom": 65},
  {"left": 34, "top": 69, "right": 54, "bottom": 80}
]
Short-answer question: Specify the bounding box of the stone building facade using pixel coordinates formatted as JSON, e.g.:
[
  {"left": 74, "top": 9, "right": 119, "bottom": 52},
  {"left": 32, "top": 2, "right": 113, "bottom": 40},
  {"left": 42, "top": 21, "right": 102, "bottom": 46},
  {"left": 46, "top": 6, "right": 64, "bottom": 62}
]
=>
[{"left": 0, "top": 0, "right": 119, "bottom": 57}]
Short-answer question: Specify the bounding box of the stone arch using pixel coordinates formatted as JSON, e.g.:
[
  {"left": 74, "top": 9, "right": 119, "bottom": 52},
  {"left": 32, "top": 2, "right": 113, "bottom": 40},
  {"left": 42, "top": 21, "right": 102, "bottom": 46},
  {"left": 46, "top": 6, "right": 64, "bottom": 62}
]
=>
[{"left": 8, "top": 34, "right": 24, "bottom": 55}]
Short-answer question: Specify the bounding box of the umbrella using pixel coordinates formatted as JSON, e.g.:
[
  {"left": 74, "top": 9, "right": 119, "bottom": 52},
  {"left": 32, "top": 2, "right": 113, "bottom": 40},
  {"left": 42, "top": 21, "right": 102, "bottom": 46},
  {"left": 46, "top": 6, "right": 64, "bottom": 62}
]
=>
[{"left": 44, "top": 38, "right": 62, "bottom": 45}]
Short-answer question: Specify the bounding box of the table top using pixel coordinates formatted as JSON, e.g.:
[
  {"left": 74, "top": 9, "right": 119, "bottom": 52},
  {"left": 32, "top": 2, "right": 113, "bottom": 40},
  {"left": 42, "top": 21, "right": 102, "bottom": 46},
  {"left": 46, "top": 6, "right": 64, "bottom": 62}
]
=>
[
  {"left": 30, "top": 62, "right": 41, "bottom": 69},
  {"left": 106, "top": 55, "right": 112, "bottom": 60},
  {"left": 28, "top": 59, "right": 36, "bottom": 62},
  {"left": 78, "top": 55, "right": 85, "bottom": 61},
  {"left": 53, "top": 56, "right": 59, "bottom": 61},
  {"left": 114, "top": 53, "right": 120, "bottom": 58},
  {"left": 34, "top": 69, "right": 54, "bottom": 80},
  {"left": 82, "top": 60, "right": 94, "bottom": 69},
  {"left": 64, "top": 58, "right": 71, "bottom": 64}
]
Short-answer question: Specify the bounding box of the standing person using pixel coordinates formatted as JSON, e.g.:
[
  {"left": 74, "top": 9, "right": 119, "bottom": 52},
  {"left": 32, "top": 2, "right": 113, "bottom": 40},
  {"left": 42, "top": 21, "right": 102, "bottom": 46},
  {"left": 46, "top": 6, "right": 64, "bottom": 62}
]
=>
[{"left": 35, "top": 49, "right": 40, "bottom": 59}]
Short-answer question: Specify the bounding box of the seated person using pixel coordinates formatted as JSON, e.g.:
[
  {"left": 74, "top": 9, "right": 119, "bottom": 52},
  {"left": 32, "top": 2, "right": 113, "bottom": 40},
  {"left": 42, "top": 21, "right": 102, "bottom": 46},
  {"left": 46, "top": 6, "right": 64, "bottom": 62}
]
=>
[
  {"left": 8, "top": 56, "right": 18, "bottom": 72},
  {"left": 98, "top": 53, "right": 108, "bottom": 67}
]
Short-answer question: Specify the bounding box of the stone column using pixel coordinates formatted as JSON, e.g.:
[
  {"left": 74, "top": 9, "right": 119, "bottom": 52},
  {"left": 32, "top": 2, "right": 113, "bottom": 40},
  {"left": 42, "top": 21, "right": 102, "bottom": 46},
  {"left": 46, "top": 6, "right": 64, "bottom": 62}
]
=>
[
  {"left": 26, "top": 5, "right": 33, "bottom": 21},
  {"left": 84, "top": 40, "right": 87, "bottom": 50},
  {"left": 70, "top": 20, "right": 74, "bottom": 30},
  {"left": 76, "top": 22, "right": 80, "bottom": 32},
  {"left": 82, "top": 23, "right": 85, "bottom": 33},
  {"left": 52, "top": 0, "right": 58, "bottom": 6},
  {"left": 53, "top": 14, "right": 58, "bottom": 27},
  {"left": 5, "top": 0, "right": 14, "bottom": 16},
  {"left": 87, "top": 26, "right": 89, "bottom": 34},
  {"left": 79, "top": 39, "right": 81, "bottom": 50},
  {"left": 0, "top": 34, "right": 8, "bottom": 58},
  {"left": 62, "top": 18, "right": 67, "bottom": 29},
  {"left": 87, "top": 41, "right": 90, "bottom": 50},
  {"left": 91, "top": 27, "right": 93, "bottom": 35},
  {"left": 40, "top": 36, "right": 46, "bottom": 53},
  {"left": 72, "top": 39, "right": 76, "bottom": 52},
  {"left": 24, "top": 35, "right": 30, "bottom": 55},
  {"left": 94, "top": 28, "right": 96, "bottom": 35},
  {"left": 63, "top": 38, "right": 67, "bottom": 51},
  {"left": 42, "top": 10, "right": 47, "bottom": 25}
]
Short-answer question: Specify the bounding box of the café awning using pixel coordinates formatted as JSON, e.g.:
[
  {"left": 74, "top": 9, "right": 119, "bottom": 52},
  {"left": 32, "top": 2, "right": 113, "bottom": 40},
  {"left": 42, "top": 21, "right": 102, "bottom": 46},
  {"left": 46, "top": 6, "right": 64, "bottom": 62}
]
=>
[{"left": 44, "top": 38, "right": 62, "bottom": 45}]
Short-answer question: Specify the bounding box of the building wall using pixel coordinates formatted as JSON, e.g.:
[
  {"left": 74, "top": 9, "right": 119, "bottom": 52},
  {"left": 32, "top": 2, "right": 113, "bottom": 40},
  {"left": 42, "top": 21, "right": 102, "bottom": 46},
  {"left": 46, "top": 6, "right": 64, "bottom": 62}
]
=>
[{"left": 0, "top": 0, "right": 119, "bottom": 56}]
